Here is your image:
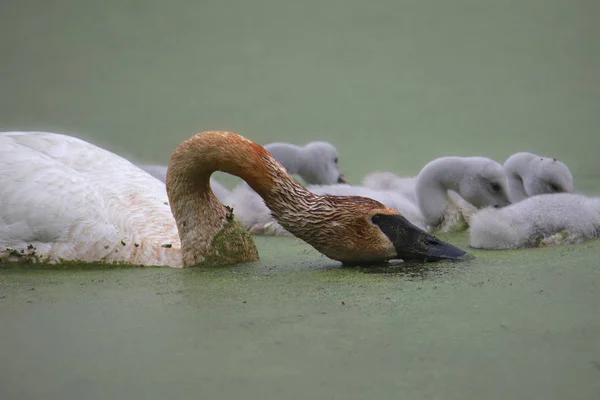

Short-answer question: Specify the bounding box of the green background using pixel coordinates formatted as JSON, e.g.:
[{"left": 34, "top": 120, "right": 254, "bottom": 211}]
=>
[{"left": 1, "top": 0, "right": 599, "bottom": 398}]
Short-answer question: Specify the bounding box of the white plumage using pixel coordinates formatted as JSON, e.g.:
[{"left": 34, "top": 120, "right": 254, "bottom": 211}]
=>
[
  {"left": 364, "top": 152, "right": 574, "bottom": 205},
  {"left": 0, "top": 131, "right": 181, "bottom": 266},
  {"left": 503, "top": 152, "right": 573, "bottom": 203},
  {"left": 469, "top": 193, "right": 600, "bottom": 249},
  {"left": 362, "top": 171, "right": 418, "bottom": 202},
  {"left": 262, "top": 141, "right": 344, "bottom": 185}
]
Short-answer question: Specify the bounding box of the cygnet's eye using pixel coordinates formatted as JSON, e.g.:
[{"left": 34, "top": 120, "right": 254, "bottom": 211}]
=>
[
  {"left": 491, "top": 183, "right": 502, "bottom": 192},
  {"left": 549, "top": 183, "right": 560, "bottom": 192},
  {"left": 334, "top": 157, "right": 339, "bottom": 164},
  {"left": 371, "top": 214, "right": 381, "bottom": 224}
]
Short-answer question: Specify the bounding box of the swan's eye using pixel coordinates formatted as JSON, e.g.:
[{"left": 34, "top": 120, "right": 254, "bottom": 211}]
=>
[
  {"left": 549, "top": 183, "right": 560, "bottom": 192},
  {"left": 334, "top": 157, "right": 339, "bottom": 164},
  {"left": 491, "top": 183, "right": 502, "bottom": 192},
  {"left": 371, "top": 214, "right": 381, "bottom": 224}
]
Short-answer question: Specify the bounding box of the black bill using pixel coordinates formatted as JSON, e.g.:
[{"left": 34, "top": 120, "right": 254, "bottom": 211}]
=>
[{"left": 371, "top": 213, "right": 467, "bottom": 262}]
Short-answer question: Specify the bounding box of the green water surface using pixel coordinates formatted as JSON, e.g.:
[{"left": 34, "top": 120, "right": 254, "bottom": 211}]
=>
[{"left": 1, "top": 0, "right": 599, "bottom": 398}]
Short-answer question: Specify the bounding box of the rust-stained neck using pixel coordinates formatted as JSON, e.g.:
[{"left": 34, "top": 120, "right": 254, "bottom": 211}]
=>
[
  {"left": 165, "top": 131, "right": 431, "bottom": 266},
  {"left": 165, "top": 131, "right": 286, "bottom": 266}
]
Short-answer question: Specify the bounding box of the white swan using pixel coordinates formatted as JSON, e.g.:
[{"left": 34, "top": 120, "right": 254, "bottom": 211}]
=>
[
  {"left": 503, "top": 152, "right": 574, "bottom": 203},
  {"left": 0, "top": 131, "right": 466, "bottom": 266},
  {"left": 1, "top": 131, "right": 193, "bottom": 266},
  {"left": 236, "top": 157, "right": 511, "bottom": 235},
  {"left": 469, "top": 193, "right": 600, "bottom": 249},
  {"left": 139, "top": 140, "right": 345, "bottom": 203}
]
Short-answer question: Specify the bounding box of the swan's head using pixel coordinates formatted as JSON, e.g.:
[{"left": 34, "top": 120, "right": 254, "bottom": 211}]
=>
[
  {"left": 369, "top": 211, "right": 467, "bottom": 263},
  {"left": 457, "top": 158, "right": 511, "bottom": 209},
  {"left": 302, "top": 196, "right": 467, "bottom": 265},
  {"left": 526, "top": 157, "right": 574, "bottom": 196},
  {"left": 300, "top": 141, "right": 346, "bottom": 185}
]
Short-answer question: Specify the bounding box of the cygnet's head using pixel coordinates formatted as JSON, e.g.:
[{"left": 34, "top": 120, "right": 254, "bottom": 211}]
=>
[
  {"left": 457, "top": 157, "right": 511, "bottom": 209},
  {"left": 300, "top": 141, "right": 346, "bottom": 185},
  {"left": 526, "top": 156, "right": 574, "bottom": 196}
]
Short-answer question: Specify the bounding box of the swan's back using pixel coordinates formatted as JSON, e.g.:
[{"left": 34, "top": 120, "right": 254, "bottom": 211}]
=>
[
  {"left": 138, "top": 164, "right": 168, "bottom": 182},
  {"left": 0, "top": 132, "right": 181, "bottom": 266},
  {"left": 361, "top": 172, "right": 418, "bottom": 201},
  {"left": 469, "top": 193, "right": 600, "bottom": 249}
]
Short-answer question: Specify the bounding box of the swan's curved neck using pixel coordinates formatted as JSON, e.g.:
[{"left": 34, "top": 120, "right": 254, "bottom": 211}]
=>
[
  {"left": 504, "top": 152, "right": 535, "bottom": 202},
  {"left": 415, "top": 157, "right": 465, "bottom": 227},
  {"left": 166, "top": 132, "right": 313, "bottom": 266}
]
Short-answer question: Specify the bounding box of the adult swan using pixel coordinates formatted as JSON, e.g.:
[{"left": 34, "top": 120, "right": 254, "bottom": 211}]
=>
[{"left": 0, "top": 131, "right": 466, "bottom": 267}]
